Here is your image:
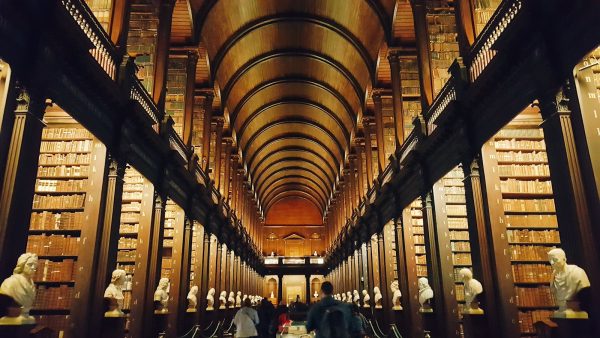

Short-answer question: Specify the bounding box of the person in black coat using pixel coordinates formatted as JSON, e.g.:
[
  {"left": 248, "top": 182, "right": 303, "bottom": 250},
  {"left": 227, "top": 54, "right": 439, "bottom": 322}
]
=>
[{"left": 257, "top": 298, "right": 275, "bottom": 338}]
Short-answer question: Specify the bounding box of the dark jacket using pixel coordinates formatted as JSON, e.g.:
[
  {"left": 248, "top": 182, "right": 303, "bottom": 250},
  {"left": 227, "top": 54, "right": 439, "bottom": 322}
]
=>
[{"left": 306, "top": 295, "right": 352, "bottom": 338}]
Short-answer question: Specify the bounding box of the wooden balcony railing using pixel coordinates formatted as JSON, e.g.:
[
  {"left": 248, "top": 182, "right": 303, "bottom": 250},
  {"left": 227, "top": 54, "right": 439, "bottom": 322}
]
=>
[
  {"left": 59, "top": 0, "right": 118, "bottom": 80},
  {"left": 129, "top": 77, "right": 162, "bottom": 131},
  {"left": 424, "top": 80, "right": 457, "bottom": 134},
  {"left": 467, "top": 0, "right": 524, "bottom": 81}
]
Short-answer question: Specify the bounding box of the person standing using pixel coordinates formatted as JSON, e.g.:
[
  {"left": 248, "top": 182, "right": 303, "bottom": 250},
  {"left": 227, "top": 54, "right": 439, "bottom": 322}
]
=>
[
  {"left": 234, "top": 298, "right": 260, "bottom": 338},
  {"left": 257, "top": 298, "right": 275, "bottom": 338},
  {"left": 306, "top": 282, "right": 351, "bottom": 338}
]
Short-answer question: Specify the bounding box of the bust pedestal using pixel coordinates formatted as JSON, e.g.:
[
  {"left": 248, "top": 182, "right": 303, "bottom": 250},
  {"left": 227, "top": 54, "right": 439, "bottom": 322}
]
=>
[
  {"left": 152, "top": 311, "right": 169, "bottom": 338},
  {"left": 0, "top": 321, "right": 35, "bottom": 338},
  {"left": 101, "top": 315, "right": 126, "bottom": 338},
  {"left": 462, "top": 312, "right": 487, "bottom": 338},
  {"left": 534, "top": 317, "right": 593, "bottom": 338},
  {"left": 421, "top": 310, "right": 438, "bottom": 338}
]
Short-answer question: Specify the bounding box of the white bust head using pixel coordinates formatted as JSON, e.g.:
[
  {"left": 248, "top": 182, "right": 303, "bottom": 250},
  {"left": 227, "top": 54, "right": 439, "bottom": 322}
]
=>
[
  {"left": 154, "top": 278, "right": 169, "bottom": 312},
  {"left": 187, "top": 286, "right": 199, "bottom": 309},
  {"left": 104, "top": 269, "right": 126, "bottom": 316},
  {"left": 418, "top": 277, "right": 434, "bottom": 309},
  {"left": 390, "top": 280, "right": 402, "bottom": 310},
  {"left": 206, "top": 288, "right": 216, "bottom": 310},
  {"left": 0, "top": 253, "right": 39, "bottom": 321},
  {"left": 362, "top": 289, "right": 370, "bottom": 307},
  {"left": 547, "top": 248, "right": 591, "bottom": 316},
  {"left": 459, "top": 268, "right": 483, "bottom": 313}
]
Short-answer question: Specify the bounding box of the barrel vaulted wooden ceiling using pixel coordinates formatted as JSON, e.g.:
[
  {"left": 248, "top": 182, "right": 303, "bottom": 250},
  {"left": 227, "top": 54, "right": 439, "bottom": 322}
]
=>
[{"left": 172, "top": 0, "right": 417, "bottom": 219}]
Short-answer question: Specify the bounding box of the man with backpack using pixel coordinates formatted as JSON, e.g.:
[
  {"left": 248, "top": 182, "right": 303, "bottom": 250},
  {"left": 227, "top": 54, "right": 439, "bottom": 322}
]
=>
[{"left": 306, "top": 282, "right": 351, "bottom": 338}]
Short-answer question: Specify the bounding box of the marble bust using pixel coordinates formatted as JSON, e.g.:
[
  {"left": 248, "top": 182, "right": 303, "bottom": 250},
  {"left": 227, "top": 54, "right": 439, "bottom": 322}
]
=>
[
  {"left": 418, "top": 278, "right": 433, "bottom": 313},
  {"left": 0, "top": 253, "right": 38, "bottom": 324},
  {"left": 353, "top": 290, "right": 360, "bottom": 305},
  {"left": 373, "top": 287, "right": 383, "bottom": 309},
  {"left": 187, "top": 286, "right": 198, "bottom": 312},
  {"left": 228, "top": 291, "right": 235, "bottom": 308},
  {"left": 154, "top": 278, "right": 170, "bottom": 313},
  {"left": 362, "top": 290, "right": 370, "bottom": 308},
  {"left": 219, "top": 291, "right": 227, "bottom": 309},
  {"left": 206, "top": 288, "right": 215, "bottom": 311},
  {"left": 390, "top": 280, "right": 402, "bottom": 310},
  {"left": 341, "top": 293, "right": 346, "bottom": 302},
  {"left": 346, "top": 291, "right": 353, "bottom": 304},
  {"left": 313, "top": 291, "right": 318, "bottom": 299},
  {"left": 548, "top": 248, "right": 591, "bottom": 318},
  {"left": 236, "top": 291, "right": 242, "bottom": 307},
  {"left": 104, "top": 269, "right": 126, "bottom": 317},
  {"left": 459, "top": 268, "right": 483, "bottom": 314}
]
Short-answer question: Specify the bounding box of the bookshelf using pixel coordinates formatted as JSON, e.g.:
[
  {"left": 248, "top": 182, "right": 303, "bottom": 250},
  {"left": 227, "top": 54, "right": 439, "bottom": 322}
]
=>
[
  {"left": 436, "top": 166, "right": 474, "bottom": 318},
  {"left": 26, "top": 114, "right": 105, "bottom": 336},
  {"left": 482, "top": 108, "right": 561, "bottom": 336},
  {"left": 381, "top": 97, "right": 396, "bottom": 163},
  {"left": 408, "top": 199, "right": 428, "bottom": 279},
  {"left": 426, "top": 0, "right": 460, "bottom": 97},
  {"left": 127, "top": 0, "right": 158, "bottom": 93},
  {"left": 85, "top": 0, "right": 113, "bottom": 32},
  {"left": 192, "top": 95, "right": 207, "bottom": 160},
  {"left": 115, "top": 166, "right": 146, "bottom": 314},
  {"left": 166, "top": 56, "right": 188, "bottom": 138},
  {"left": 400, "top": 57, "right": 422, "bottom": 136},
  {"left": 473, "top": 0, "right": 502, "bottom": 36}
]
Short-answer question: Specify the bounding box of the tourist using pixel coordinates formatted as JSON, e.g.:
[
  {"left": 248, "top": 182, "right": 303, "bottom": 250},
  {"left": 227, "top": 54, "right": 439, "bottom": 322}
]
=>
[
  {"left": 233, "top": 298, "right": 259, "bottom": 338},
  {"left": 306, "top": 282, "right": 351, "bottom": 338}
]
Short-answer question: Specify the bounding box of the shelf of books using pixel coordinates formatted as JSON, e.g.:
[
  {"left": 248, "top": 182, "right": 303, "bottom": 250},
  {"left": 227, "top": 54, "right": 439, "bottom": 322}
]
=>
[
  {"left": 383, "top": 221, "right": 399, "bottom": 284},
  {"left": 27, "top": 110, "right": 106, "bottom": 336},
  {"left": 400, "top": 56, "right": 422, "bottom": 135},
  {"left": 189, "top": 221, "right": 203, "bottom": 287},
  {"left": 381, "top": 96, "right": 396, "bottom": 166},
  {"left": 115, "top": 166, "right": 148, "bottom": 315},
  {"left": 473, "top": 0, "right": 502, "bottom": 36},
  {"left": 84, "top": 0, "right": 113, "bottom": 32},
  {"left": 442, "top": 166, "right": 473, "bottom": 314},
  {"left": 166, "top": 56, "right": 188, "bottom": 138},
  {"left": 161, "top": 199, "right": 185, "bottom": 291},
  {"left": 426, "top": 0, "right": 459, "bottom": 97},
  {"left": 482, "top": 108, "right": 560, "bottom": 336},
  {"left": 127, "top": 0, "right": 158, "bottom": 93},
  {"left": 408, "top": 199, "right": 428, "bottom": 279},
  {"left": 192, "top": 95, "right": 207, "bottom": 160}
]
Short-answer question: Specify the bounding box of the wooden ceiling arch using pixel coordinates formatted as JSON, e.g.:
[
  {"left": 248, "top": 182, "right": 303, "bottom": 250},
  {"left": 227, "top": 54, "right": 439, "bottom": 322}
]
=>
[{"left": 195, "top": 0, "right": 394, "bottom": 215}]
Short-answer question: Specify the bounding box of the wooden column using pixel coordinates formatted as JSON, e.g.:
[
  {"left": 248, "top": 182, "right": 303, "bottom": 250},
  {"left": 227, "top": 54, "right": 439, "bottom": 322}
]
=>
[
  {"left": 224, "top": 248, "right": 231, "bottom": 298},
  {"left": 173, "top": 217, "right": 194, "bottom": 335},
  {"left": 422, "top": 189, "right": 459, "bottom": 337},
  {"left": 129, "top": 180, "right": 157, "bottom": 338},
  {"left": 377, "top": 232, "right": 390, "bottom": 327},
  {"left": 366, "top": 240, "right": 375, "bottom": 297},
  {"left": 141, "top": 193, "right": 167, "bottom": 338},
  {"left": 182, "top": 50, "right": 199, "bottom": 147},
  {"left": 214, "top": 242, "right": 223, "bottom": 300},
  {"left": 362, "top": 117, "right": 375, "bottom": 189},
  {"left": 394, "top": 215, "right": 422, "bottom": 337},
  {"left": 221, "top": 137, "right": 233, "bottom": 197},
  {"left": 372, "top": 92, "right": 386, "bottom": 174},
  {"left": 462, "top": 157, "right": 502, "bottom": 338},
  {"left": 480, "top": 142, "right": 521, "bottom": 338},
  {"left": 89, "top": 156, "right": 126, "bottom": 338},
  {"left": 412, "top": 0, "right": 434, "bottom": 108},
  {"left": 348, "top": 156, "right": 357, "bottom": 213},
  {"left": 198, "top": 230, "right": 211, "bottom": 320},
  {"left": 355, "top": 140, "right": 366, "bottom": 199},
  {"left": 454, "top": 0, "right": 476, "bottom": 57},
  {"left": 200, "top": 93, "right": 214, "bottom": 171},
  {"left": 151, "top": 0, "right": 176, "bottom": 110},
  {"left": 108, "top": 0, "right": 131, "bottom": 52},
  {"left": 0, "top": 86, "right": 45, "bottom": 279},
  {"left": 212, "top": 117, "right": 224, "bottom": 187},
  {"left": 388, "top": 50, "right": 406, "bottom": 145},
  {"left": 539, "top": 89, "right": 600, "bottom": 327}
]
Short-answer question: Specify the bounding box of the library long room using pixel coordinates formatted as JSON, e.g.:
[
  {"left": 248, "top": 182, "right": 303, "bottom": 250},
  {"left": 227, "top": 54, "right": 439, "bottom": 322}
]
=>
[{"left": 0, "top": 1, "right": 599, "bottom": 338}]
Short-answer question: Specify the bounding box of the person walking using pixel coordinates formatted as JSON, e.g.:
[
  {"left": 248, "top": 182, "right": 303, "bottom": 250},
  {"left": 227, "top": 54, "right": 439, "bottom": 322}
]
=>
[
  {"left": 348, "top": 304, "right": 366, "bottom": 338},
  {"left": 234, "top": 298, "right": 260, "bottom": 338},
  {"left": 257, "top": 298, "right": 275, "bottom": 338},
  {"left": 306, "top": 281, "right": 351, "bottom": 338}
]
